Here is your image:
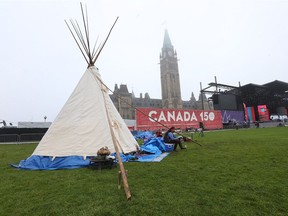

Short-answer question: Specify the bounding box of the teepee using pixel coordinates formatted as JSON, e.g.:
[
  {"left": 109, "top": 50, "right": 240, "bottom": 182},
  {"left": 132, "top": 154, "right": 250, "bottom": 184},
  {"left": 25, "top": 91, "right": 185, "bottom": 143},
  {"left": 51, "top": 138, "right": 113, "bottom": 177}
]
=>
[{"left": 17, "top": 4, "right": 139, "bottom": 172}]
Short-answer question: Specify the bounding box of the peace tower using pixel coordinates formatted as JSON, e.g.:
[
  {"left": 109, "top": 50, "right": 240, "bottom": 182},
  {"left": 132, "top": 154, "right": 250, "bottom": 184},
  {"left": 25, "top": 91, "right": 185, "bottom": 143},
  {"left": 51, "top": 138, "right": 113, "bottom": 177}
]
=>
[{"left": 160, "top": 29, "right": 182, "bottom": 109}]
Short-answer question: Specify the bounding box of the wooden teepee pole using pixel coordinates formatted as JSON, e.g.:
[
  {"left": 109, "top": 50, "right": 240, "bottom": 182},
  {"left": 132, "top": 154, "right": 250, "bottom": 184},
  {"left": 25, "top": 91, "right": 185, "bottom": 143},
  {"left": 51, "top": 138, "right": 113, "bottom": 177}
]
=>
[
  {"left": 98, "top": 75, "right": 131, "bottom": 200},
  {"left": 110, "top": 132, "right": 132, "bottom": 200},
  {"left": 66, "top": 3, "right": 130, "bottom": 199}
]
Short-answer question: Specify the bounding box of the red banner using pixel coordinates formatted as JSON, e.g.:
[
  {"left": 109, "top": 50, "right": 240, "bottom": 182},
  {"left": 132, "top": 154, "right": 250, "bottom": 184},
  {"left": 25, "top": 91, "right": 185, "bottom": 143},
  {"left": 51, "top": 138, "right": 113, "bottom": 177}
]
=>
[
  {"left": 257, "top": 105, "right": 270, "bottom": 122},
  {"left": 136, "top": 108, "right": 223, "bottom": 130}
]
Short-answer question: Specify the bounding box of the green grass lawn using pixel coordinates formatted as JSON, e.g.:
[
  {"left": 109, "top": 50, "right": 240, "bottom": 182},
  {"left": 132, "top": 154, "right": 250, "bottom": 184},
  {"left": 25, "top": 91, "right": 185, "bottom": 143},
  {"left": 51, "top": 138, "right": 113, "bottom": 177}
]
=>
[{"left": 1, "top": 127, "right": 288, "bottom": 216}]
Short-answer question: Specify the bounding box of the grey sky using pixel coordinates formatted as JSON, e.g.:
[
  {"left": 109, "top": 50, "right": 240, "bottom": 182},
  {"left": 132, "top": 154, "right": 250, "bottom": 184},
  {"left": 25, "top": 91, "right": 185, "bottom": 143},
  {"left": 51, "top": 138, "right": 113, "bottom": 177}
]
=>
[{"left": 1, "top": 0, "right": 288, "bottom": 125}]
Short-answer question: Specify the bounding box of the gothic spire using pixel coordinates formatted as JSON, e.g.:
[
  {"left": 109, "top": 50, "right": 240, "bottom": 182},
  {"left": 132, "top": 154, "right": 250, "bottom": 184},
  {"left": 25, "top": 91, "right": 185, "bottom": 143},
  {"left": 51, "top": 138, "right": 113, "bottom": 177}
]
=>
[{"left": 163, "top": 29, "right": 173, "bottom": 49}]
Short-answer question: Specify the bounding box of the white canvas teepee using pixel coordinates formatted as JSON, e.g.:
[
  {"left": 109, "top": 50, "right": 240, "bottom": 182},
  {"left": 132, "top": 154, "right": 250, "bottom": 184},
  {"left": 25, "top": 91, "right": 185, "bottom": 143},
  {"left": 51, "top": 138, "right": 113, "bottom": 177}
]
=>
[
  {"left": 17, "top": 5, "right": 139, "bottom": 172},
  {"left": 33, "top": 66, "right": 139, "bottom": 158}
]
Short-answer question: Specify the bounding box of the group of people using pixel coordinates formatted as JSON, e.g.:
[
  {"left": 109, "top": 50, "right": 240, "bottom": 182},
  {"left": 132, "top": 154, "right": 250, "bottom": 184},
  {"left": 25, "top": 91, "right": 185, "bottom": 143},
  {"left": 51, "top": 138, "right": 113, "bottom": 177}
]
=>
[{"left": 157, "top": 127, "right": 186, "bottom": 151}]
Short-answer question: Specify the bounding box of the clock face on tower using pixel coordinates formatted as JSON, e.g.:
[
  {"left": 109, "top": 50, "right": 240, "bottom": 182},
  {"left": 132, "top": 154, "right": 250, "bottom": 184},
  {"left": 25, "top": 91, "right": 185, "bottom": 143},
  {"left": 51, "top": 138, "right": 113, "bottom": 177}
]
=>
[{"left": 168, "top": 51, "right": 173, "bottom": 57}]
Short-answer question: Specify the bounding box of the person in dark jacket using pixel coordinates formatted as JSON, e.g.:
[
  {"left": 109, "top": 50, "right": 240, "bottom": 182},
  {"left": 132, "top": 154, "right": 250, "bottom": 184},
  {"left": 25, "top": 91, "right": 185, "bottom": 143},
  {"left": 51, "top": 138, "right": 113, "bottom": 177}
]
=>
[{"left": 163, "top": 127, "right": 186, "bottom": 151}]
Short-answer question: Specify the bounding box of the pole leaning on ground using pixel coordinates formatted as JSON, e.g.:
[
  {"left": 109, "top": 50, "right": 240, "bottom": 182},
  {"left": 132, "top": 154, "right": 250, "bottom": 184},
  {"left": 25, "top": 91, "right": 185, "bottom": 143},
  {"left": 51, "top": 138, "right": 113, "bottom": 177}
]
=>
[
  {"left": 112, "top": 136, "right": 132, "bottom": 200},
  {"left": 65, "top": 3, "right": 131, "bottom": 200}
]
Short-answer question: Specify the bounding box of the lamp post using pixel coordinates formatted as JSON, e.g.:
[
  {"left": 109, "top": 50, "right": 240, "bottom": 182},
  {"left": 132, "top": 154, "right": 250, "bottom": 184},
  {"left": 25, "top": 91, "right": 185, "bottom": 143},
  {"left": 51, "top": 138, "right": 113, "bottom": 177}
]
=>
[{"left": 200, "top": 82, "right": 204, "bottom": 110}]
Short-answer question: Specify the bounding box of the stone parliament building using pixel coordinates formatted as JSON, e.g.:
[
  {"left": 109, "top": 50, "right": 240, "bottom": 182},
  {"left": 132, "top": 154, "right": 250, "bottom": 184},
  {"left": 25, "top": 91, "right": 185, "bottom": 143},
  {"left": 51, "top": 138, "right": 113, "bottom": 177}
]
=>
[{"left": 110, "top": 30, "right": 212, "bottom": 120}]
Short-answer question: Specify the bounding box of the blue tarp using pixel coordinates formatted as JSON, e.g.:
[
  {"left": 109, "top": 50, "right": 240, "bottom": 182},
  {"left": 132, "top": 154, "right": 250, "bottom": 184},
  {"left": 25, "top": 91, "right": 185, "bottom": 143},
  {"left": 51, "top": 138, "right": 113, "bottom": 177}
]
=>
[
  {"left": 13, "top": 138, "right": 170, "bottom": 170},
  {"left": 13, "top": 155, "right": 91, "bottom": 170},
  {"left": 140, "top": 137, "right": 166, "bottom": 153},
  {"left": 132, "top": 138, "right": 169, "bottom": 162},
  {"left": 134, "top": 131, "right": 154, "bottom": 140},
  {"left": 111, "top": 138, "right": 169, "bottom": 163},
  {"left": 136, "top": 152, "right": 169, "bottom": 162}
]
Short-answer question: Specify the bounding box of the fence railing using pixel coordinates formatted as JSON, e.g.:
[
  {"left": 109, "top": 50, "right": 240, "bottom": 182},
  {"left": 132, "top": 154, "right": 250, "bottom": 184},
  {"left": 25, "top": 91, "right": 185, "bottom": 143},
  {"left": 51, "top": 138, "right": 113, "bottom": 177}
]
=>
[{"left": 0, "top": 133, "right": 45, "bottom": 143}]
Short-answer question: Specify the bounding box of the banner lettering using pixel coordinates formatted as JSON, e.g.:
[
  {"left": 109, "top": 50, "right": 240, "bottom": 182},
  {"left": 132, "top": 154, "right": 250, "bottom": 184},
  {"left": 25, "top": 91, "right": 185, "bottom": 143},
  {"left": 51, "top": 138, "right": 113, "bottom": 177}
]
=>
[{"left": 136, "top": 108, "right": 223, "bottom": 130}]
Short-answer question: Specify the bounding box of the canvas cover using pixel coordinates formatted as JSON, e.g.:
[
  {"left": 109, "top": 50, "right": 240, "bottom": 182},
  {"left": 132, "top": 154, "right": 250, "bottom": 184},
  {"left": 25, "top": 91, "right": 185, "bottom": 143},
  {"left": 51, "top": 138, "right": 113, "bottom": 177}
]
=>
[
  {"left": 34, "top": 66, "right": 139, "bottom": 157},
  {"left": 16, "top": 66, "right": 139, "bottom": 169}
]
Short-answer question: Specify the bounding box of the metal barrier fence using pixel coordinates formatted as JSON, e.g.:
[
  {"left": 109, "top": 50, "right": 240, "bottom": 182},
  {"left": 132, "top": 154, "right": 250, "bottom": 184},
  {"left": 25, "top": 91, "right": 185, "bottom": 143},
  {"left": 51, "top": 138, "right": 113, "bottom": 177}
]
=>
[
  {"left": 0, "top": 133, "right": 45, "bottom": 143},
  {"left": 0, "top": 134, "right": 19, "bottom": 143}
]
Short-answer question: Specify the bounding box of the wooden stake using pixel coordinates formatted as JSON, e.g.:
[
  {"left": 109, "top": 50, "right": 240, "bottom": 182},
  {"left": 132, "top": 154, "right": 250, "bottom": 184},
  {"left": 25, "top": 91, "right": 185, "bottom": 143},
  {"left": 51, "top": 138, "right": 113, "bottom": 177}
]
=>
[
  {"left": 99, "top": 70, "right": 132, "bottom": 201},
  {"left": 113, "top": 139, "right": 131, "bottom": 200},
  {"left": 118, "top": 170, "right": 128, "bottom": 190},
  {"left": 103, "top": 103, "right": 132, "bottom": 200},
  {"left": 118, "top": 171, "right": 121, "bottom": 189}
]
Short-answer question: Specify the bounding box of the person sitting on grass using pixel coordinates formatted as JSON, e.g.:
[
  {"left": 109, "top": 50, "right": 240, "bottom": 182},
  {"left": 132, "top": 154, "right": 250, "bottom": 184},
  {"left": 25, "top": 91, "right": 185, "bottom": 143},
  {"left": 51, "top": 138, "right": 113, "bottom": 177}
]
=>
[{"left": 163, "top": 126, "right": 186, "bottom": 151}]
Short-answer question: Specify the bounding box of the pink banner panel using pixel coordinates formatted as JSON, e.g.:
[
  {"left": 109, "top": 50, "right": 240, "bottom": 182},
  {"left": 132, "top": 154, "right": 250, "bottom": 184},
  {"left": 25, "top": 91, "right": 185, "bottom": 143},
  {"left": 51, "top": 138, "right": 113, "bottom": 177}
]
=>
[{"left": 257, "top": 105, "right": 270, "bottom": 122}]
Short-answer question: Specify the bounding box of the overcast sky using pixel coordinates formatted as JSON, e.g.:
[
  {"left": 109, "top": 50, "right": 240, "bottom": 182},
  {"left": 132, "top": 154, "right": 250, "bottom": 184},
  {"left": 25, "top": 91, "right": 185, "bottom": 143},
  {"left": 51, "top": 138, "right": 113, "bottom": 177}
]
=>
[{"left": 1, "top": 0, "right": 288, "bottom": 125}]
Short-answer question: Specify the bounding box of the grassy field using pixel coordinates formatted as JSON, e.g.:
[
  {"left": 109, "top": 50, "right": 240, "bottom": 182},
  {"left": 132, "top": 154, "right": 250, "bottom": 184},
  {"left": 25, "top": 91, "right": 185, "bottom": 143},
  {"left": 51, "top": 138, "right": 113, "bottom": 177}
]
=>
[{"left": 1, "top": 127, "right": 288, "bottom": 216}]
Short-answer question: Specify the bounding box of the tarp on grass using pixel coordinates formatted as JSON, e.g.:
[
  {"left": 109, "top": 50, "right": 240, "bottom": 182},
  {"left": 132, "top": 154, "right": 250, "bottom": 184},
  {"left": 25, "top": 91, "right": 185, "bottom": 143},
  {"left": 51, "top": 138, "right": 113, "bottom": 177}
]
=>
[
  {"left": 13, "top": 138, "right": 170, "bottom": 170},
  {"left": 12, "top": 155, "right": 91, "bottom": 170},
  {"left": 116, "top": 138, "right": 169, "bottom": 162}
]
